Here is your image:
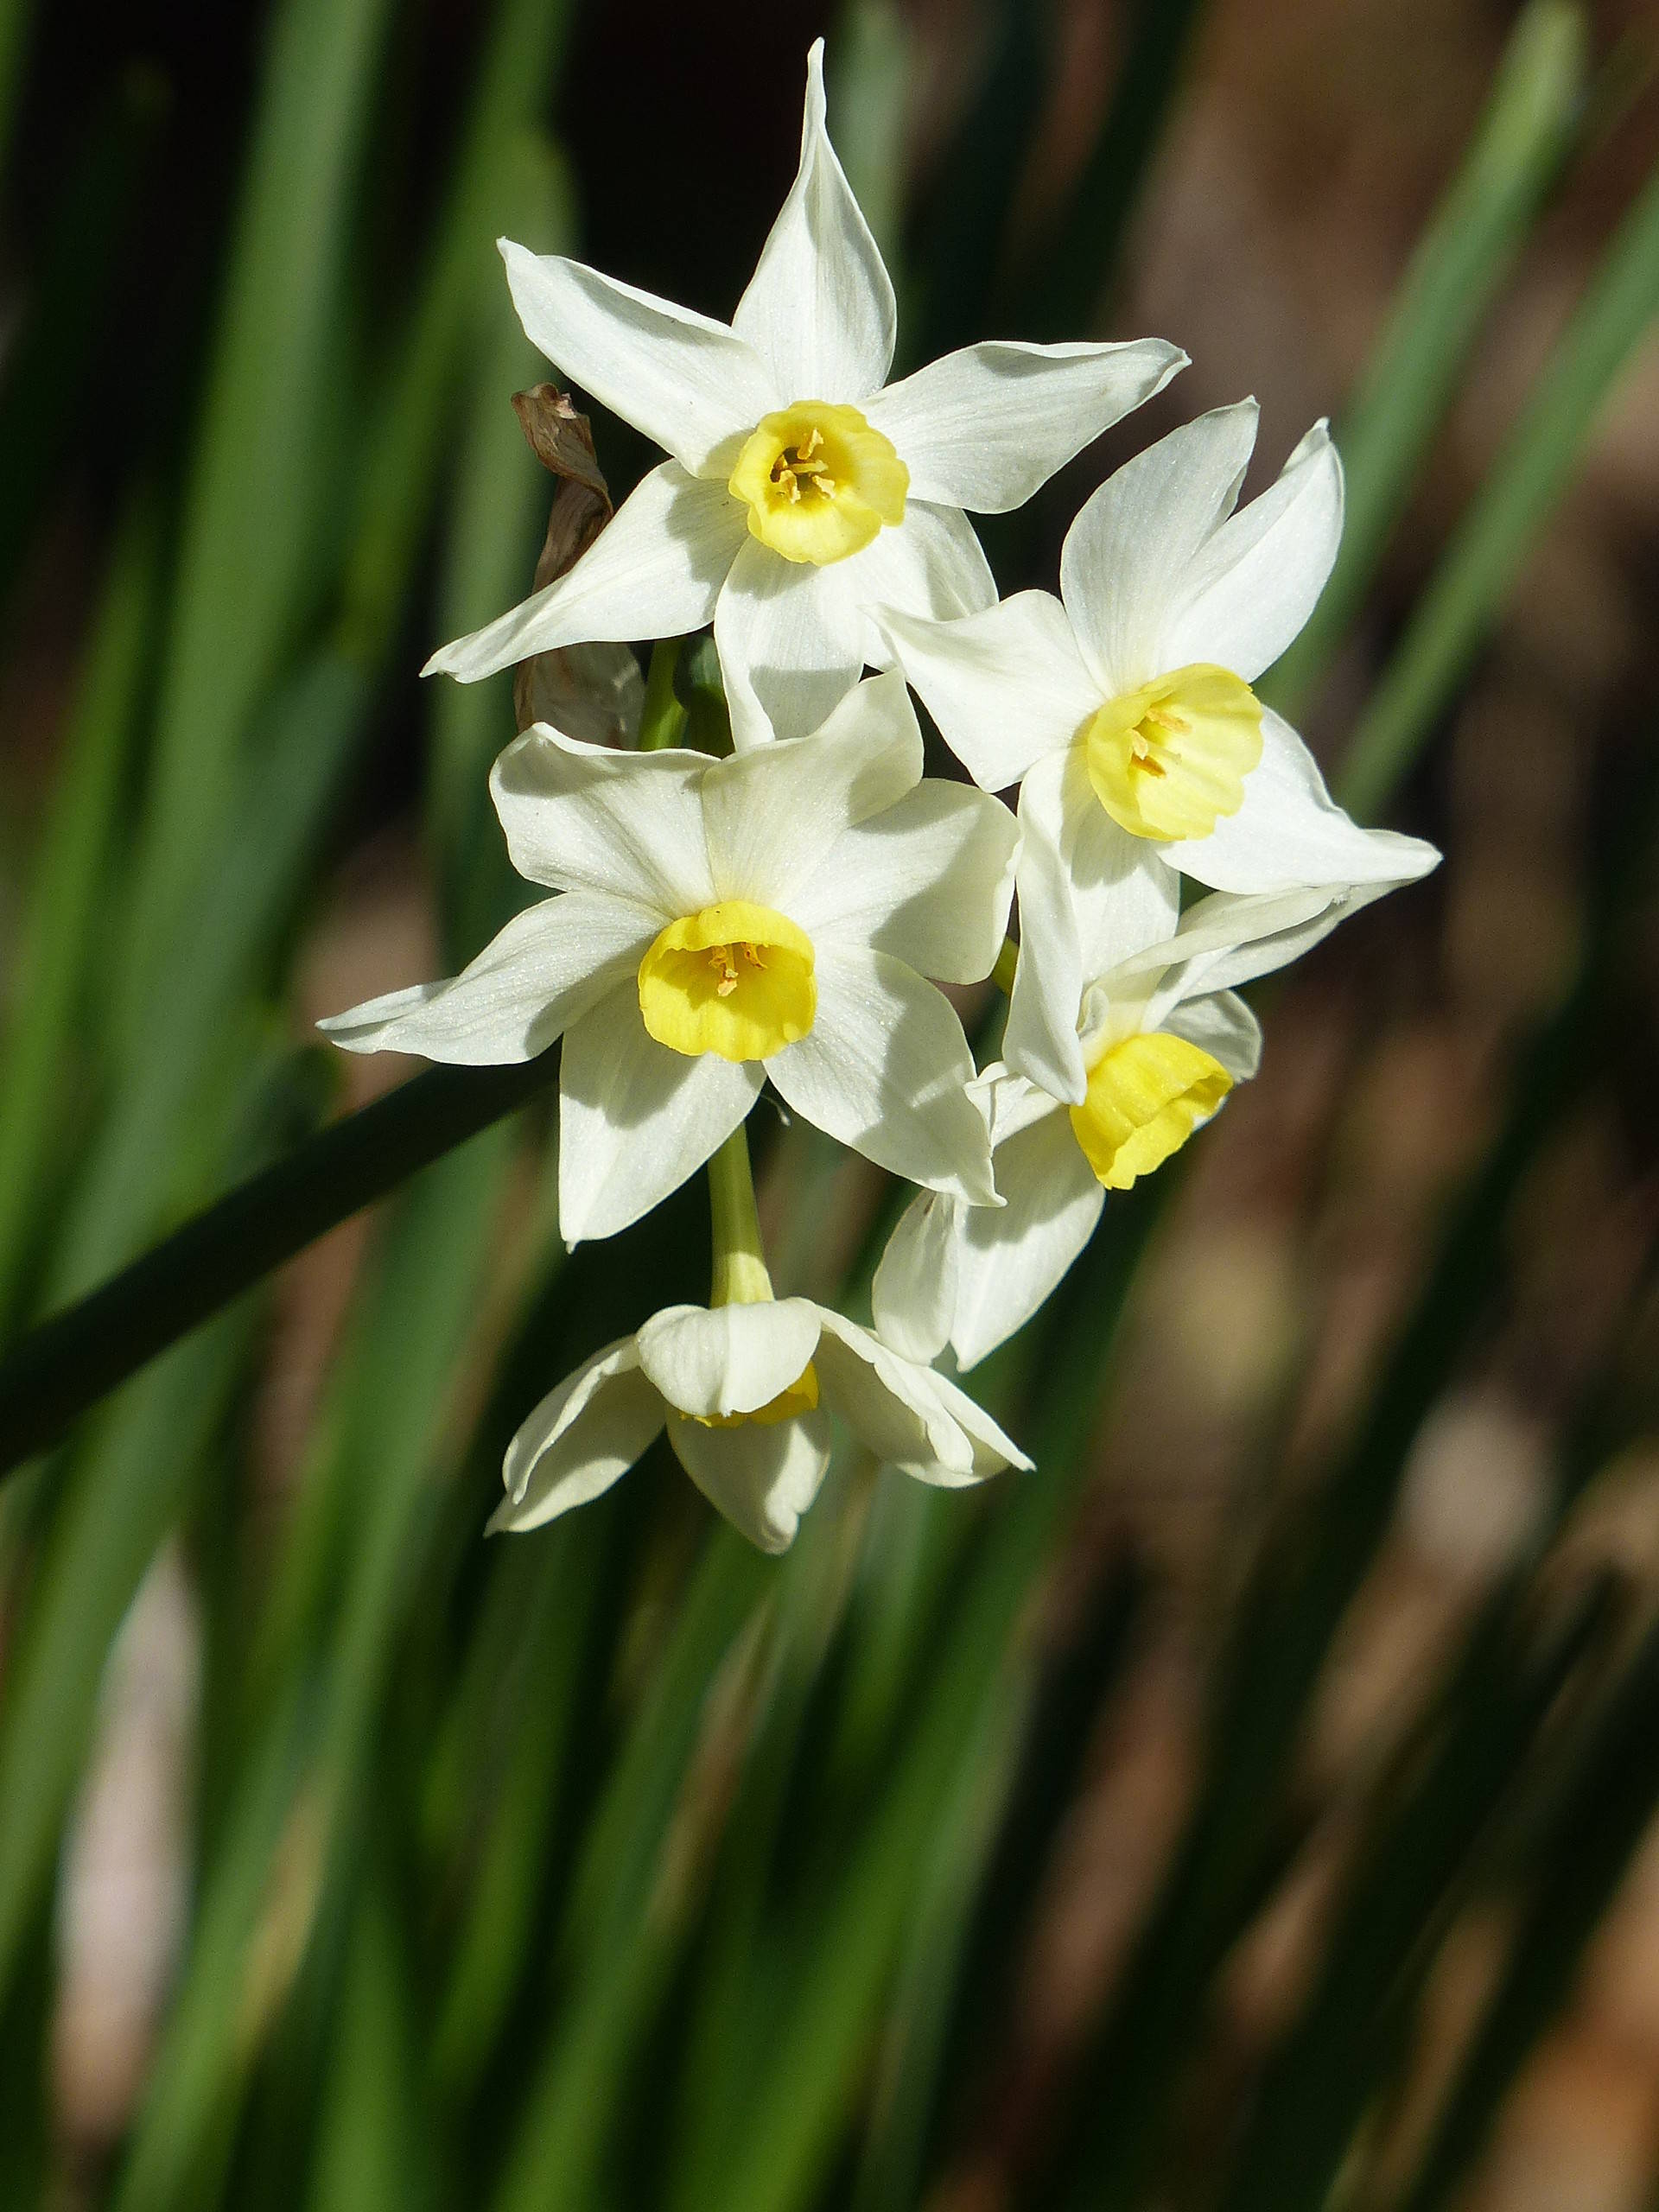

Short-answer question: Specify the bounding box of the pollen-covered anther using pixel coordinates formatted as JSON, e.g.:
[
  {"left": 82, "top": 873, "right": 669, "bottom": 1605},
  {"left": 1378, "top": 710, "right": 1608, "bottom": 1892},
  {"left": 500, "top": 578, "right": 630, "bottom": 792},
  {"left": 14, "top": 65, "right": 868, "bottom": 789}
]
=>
[
  {"left": 639, "top": 899, "right": 817, "bottom": 1062},
  {"left": 1084, "top": 663, "right": 1263, "bottom": 841},
  {"left": 730, "top": 401, "right": 907, "bottom": 564},
  {"left": 770, "top": 426, "right": 838, "bottom": 504}
]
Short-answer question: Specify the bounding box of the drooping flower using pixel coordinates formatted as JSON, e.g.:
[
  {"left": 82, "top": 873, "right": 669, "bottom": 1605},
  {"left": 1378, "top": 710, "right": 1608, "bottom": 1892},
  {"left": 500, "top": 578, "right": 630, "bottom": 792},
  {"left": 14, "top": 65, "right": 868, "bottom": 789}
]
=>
[
  {"left": 423, "top": 41, "right": 1184, "bottom": 751},
  {"left": 487, "top": 1295, "right": 1030, "bottom": 1554},
  {"left": 321, "top": 672, "right": 1016, "bottom": 1242},
  {"left": 879, "top": 401, "right": 1439, "bottom": 1100},
  {"left": 873, "top": 865, "right": 1440, "bottom": 1372}
]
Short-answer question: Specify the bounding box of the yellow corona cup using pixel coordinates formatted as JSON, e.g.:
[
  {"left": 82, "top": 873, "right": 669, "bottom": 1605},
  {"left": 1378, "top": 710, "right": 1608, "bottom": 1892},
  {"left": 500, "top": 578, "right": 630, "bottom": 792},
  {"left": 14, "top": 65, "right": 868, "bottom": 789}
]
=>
[
  {"left": 1069, "top": 1031, "right": 1233, "bottom": 1189},
  {"left": 638, "top": 899, "right": 817, "bottom": 1062},
  {"left": 1084, "top": 663, "right": 1263, "bottom": 842},
  {"left": 728, "top": 402, "right": 908, "bottom": 564}
]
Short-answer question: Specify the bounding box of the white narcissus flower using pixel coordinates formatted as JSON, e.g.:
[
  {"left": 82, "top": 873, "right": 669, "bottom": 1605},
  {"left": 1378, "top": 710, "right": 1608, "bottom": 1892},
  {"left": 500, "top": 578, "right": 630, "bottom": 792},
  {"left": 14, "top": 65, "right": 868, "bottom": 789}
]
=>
[
  {"left": 488, "top": 1296, "right": 1030, "bottom": 1554},
  {"left": 321, "top": 673, "right": 1016, "bottom": 1243},
  {"left": 423, "top": 41, "right": 1184, "bottom": 751},
  {"left": 874, "top": 864, "right": 1440, "bottom": 1372},
  {"left": 879, "top": 402, "right": 1440, "bottom": 1102}
]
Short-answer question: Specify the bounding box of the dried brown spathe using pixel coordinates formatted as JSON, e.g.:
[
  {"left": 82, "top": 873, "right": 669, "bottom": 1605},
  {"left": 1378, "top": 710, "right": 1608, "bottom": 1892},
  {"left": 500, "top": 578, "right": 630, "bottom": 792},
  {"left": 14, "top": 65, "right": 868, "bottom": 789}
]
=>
[{"left": 509, "top": 385, "right": 643, "bottom": 745}]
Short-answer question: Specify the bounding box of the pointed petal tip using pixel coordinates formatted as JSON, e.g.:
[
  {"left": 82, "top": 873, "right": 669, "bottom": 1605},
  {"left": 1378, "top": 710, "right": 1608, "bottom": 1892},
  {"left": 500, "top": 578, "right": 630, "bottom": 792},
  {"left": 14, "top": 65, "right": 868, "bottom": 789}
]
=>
[
  {"left": 802, "top": 36, "right": 827, "bottom": 120},
  {"left": 312, "top": 1014, "right": 378, "bottom": 1053},
  {"left": 1138, "top": 338, "right": 1188, "bottom": 383},
  {"left": 958, "top": 1168, "right": 1006, "bottom": 1211},
  {"left": 1205, "top": 393, "right": 1260, "bottom": 434}
]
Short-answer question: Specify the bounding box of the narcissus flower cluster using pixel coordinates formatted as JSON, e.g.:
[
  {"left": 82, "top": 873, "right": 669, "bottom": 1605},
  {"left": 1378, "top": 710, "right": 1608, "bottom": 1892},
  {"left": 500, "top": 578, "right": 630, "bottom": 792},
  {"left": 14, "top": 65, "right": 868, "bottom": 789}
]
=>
[{"left": 327, "top": 41, "right": 1439, "bottom": 1554}]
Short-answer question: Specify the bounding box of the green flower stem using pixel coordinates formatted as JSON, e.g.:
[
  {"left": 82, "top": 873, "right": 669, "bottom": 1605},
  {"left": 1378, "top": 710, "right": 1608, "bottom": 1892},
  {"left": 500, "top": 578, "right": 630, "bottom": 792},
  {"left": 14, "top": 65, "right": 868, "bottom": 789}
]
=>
[
  {"left": 708, "top": 1123, "right": 772, "bottom": 1307},
  {"left": 990, "top": 937, "right": 1020, "bottom": 997},
  {"left": 0, "top": 1055, "right": 556, "bottom": 1479},
  {"left": 638, "top": 636, "right": 688, "bottom": 752}
]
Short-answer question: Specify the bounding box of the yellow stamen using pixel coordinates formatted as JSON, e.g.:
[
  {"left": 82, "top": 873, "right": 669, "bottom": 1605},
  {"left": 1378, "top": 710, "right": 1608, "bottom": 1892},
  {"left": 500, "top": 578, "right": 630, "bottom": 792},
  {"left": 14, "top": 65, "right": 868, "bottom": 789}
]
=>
[
  {"left": 729, "top": 401, "right": 908, "bottom": 565},
  {"left": 639, "top": 899, "right": 816, "bottom": 1062},
  {"left": 1083, "top": 664, "right": 1263, "bottom": 841},
  {"left": 690, "top": 1362, "right": 820, "bottom": 1429},
  {"left": 1069, "top": 1031, "right": 1233, "bottom": 1189}
]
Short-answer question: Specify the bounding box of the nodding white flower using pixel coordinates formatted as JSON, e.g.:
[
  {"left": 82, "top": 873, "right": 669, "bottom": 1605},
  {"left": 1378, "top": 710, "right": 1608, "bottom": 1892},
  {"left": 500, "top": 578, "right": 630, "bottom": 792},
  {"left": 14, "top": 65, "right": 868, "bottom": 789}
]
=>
[
  {"left": 487, "top": 1296, "right": 1031, "bottom": 1554},
  {"left": 879, "top": 401, "right": 1439, "bottom": 1099},
  {"left": 321, "top": 672, "right": 1016, "bottom": 1243},
  {"left": 874, "top": 866, "right": 1440, "bottom": 1372},
  {"left": 423, "top": 41, "right": 1184, "bottom": 752}
]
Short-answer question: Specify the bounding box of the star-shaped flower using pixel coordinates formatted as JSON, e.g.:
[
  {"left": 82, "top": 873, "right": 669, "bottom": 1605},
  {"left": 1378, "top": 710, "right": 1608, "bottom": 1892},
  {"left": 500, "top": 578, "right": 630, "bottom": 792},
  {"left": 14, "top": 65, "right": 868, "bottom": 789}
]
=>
[
  {"left": 321, "top": 673, "right": 1016, "bottom": 1242},
  {"left": 874, "top": 861, "right": 1439, "bottom": 1371},
  {"left": 423, "top": 41, "right": 1184, "bottom": 750},
  {"left": 881, "top": 401, "right": 1440, "bottom": 1101},
  {"left": 490, "top": 1294, "right": 1030, "bottom": 1554}
]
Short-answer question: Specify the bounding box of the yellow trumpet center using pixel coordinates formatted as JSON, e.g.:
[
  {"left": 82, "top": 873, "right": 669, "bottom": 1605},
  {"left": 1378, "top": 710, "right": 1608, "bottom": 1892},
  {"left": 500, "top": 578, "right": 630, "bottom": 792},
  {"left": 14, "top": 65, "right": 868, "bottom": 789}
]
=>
[
  {"left": 638, "top": 899, "right": 816, "bottom": 1062},
  {"left": 1084, "top": 664, "right": 1263, "bottom": 842},
  {"left": 1068, "top": 1031, "right": 1233, "bottom": 1190},
  {"left": 690, "top": 1363, "right": 821, "bottom": 1429},
  {"left": 728, "top": 401, "right": 908, "bottom": 565}
]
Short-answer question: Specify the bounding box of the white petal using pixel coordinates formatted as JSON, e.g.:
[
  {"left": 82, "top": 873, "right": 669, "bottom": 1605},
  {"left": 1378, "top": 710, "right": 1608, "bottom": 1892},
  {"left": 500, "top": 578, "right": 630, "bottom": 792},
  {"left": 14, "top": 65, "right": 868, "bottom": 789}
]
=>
[
  {"left": 1160, "top": 420, "right": 1343, "bottom": 681},
  {"left": 500, "top": 240, "right": 777, "bottom": 474},
  {"left": 318, "top": 892, "right": 654, "bottom": 1065},
  {"left": 795, "top": 780, "right": 1018, "bottom": 983},
  {"left": 1162, "top": 709, "right": 1442, "bottom": 894},
  {"left": 700, "top": 669, "right": 922, "bottom": 905},
  {"left": 876, "top": 592, "right": 1096, "bottom": 792},
  {"left": 424, "top": 464, "right": 745, "bottom": 683},
  {"left": 714, "top": 539, "right": 868, "bottom": 750},
  {"left": 811, "top": 1309, "right": 974, "bottom": 1476},
  {"left": 1115, "top": 883, "right": 1329, "bottom": 993},
  {"left": 558, "top": 986, "right": 763, "bottom": 1243},
  {"left": 1059, "top": 400, "right": 1258, "bottom": 697},
  {"left": 1003, "top": 750, "right": 1179, "bottom": 1103},
  {"left": 1143, "top": 877, "right": 1431, "bottom": 1012},
  {"left": 863, "top": 337, "right": 1185, "bottom": 512},
  {"left": 487, "top": 1341, "right": 665, "bottom": 1534},
  {"left": 635, "top": 1298, "right": 823, "bottom": 1419},
  {"left": 973, "top": 1062, "right": 1064, "bottom": 1146},
  {"left": 731, "top": 41, "right": 895, "bottom": 402},
  {"left": 766, "top": 946, "right": 995, "bottom": 1203},
  {"left": 1003, "top": 777, "right": 1090, "bottom": 1105},
  {"left": 490, "top": 723, "right": 715, "bottom": 913},
  {"left": 1162, "top": 988, "right": 1262, "bottom": 1084},
  {"left": 845, "top": 500, "right": 996, "bottom": 658},
  {"left": 871, "top": 1190, "right": 960, "bottom": 1364},
  {"left": 918, "top": 1370, "right": 1033, "bottom": 1478},
  {"left": 871, "top": 1052, "right": 1079, "bottom": 1362},
  {"left": 950, "top": 1102, "right": 1103, "bottom": 1369},
  {"left": 666, "top": 1408, "right": 833, "bottom": 1554}
]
